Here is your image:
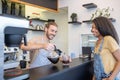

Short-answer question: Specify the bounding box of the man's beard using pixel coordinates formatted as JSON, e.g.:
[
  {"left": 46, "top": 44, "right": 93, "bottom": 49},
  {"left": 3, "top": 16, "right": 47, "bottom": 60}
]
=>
[{"left": 46, "top": 33, "right": 55, "bottom": 40}]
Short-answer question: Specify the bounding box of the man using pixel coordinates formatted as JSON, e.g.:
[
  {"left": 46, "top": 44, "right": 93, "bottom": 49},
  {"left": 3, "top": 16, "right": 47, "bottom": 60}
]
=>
[{"left": 21, "top": 22, "right": 58, "bottom": 68}]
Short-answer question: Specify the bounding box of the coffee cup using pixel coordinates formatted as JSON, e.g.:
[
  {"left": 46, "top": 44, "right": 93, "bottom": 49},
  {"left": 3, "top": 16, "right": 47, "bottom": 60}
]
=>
[{"left": 20, "top": 60, "right": 27, "bottom": 69}]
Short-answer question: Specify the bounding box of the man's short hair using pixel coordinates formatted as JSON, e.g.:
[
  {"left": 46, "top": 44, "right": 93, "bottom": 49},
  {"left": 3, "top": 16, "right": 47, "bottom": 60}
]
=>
[{"left": 45, "top": 22, "right": 58, "bottom": 29}]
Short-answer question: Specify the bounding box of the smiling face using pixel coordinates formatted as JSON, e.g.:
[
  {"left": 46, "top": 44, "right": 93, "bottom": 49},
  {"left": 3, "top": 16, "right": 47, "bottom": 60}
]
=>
[
  {"left": 91, "top": 23, "right": 101, "bottom": 38},
  {"left": 45, "top": 25, "right": 58, "bottom": 40}
]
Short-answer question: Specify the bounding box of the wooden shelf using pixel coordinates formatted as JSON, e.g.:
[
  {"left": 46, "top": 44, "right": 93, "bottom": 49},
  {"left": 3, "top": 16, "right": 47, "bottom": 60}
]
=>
[
  {"left": 30, "top": 18, "right": 48, "bottom": 22},
  {"left": 29, "top": 18, "right": 55, "bottom": 22},
  {"left": 0, "top": 14, "right": 27, "bottom": 19},
  {"left": 82, "top": 20, "right": 92, "bottom": 23},
  {"left": 83, "top": 18, "right": 116, "bottom": 24},
  {"left": 28, "top": 28, "right": 44, "bottom": 32},
  {"left": 68, "top": 21, "right": 82, "bottom": 24},
  {"left": 82, "top": 3, "right": 97, "bottom": 9}
]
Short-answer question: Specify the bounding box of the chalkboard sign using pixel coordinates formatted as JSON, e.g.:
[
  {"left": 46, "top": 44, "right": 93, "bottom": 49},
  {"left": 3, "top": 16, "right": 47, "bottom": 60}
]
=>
[{"left": 10, "top": 0, "right": 58, "bottom": 12}]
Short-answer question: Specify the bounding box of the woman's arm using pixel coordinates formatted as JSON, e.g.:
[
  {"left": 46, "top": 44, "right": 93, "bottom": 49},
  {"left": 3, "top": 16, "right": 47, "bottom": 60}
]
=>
[
  {"left": 92, "top": 75, "right": 95, "bottom": 80},
  {"left": 107, "top": 49, "right": 120, "bottom": 80}
]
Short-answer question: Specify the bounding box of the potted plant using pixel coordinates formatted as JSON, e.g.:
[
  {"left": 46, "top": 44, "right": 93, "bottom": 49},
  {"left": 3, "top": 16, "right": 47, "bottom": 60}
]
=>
[
  {"left": 90, "top": 7, "right": 113, "bottom": 20},
  {"left": 70, "top": 13, "right": 77, "bottom": 22}
]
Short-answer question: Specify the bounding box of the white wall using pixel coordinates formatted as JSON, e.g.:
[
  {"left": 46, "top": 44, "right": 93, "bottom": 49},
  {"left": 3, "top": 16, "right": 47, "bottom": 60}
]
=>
[{"left": 59, "top": 0, "right": 120, "bottom": 57}]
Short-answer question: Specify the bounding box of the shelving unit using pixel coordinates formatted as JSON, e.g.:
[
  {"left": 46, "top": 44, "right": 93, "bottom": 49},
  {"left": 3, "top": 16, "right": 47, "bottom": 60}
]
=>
[
  {"left": 1, "top": 0, "right": 25, "bottom": 17},
  {"left": 82, "top": 3, "right": 97, "bottom": 24},
  {"left": 82, "top": 3, "right": 116, "bottom": 23},
  {"left": 29, "top": 18, "right": 48, "bottom": 22},
  {"left": 82, "top": 20, "right": 92, "bottom": 24},
  {"left": 29, "top": 18, "right": 55, "bottom": 32},
  {"left": 82, "top": 3, "right": 97, "bottom": 9},
  {"left": 82, "top": 18, "right": 116, "bottom": 24},
  {"left": 29, "top": 18, "right": 55, "bottom": 22},
  {"left": 68, "top": 21, "right": 82, "bottom": 24},
  {"left": 28, "top": 28, "right": 44, "bottom": 32},
  {"left": 0, "top": 14, "right": 26, "bottom": 19}
]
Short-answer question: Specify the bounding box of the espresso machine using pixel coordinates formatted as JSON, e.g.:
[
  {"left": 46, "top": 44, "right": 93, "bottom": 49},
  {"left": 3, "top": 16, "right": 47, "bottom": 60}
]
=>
[
  {"left": 0, "top": 15, "right": 29, "bottom": 79},
  {"left": 4, "top": 26, "right": 28, "bottom": 69}
]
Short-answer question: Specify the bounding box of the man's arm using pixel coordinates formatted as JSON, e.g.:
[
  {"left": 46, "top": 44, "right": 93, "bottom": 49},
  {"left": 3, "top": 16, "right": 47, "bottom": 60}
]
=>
[
  {"left": 20, "top": 41, "right": 55, "bottom": 51},
  {"left": 20, "top": 42, "right": 44, "bottom": 51}
]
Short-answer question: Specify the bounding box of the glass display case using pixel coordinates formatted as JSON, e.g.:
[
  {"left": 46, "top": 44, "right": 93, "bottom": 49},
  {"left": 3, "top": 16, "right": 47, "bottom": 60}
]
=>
[
  {"left": 80, "top": 34, "right": 97, "bottom": 58},
  {"left": 81, "top": 34, "right": 97, "bottom": 47}
]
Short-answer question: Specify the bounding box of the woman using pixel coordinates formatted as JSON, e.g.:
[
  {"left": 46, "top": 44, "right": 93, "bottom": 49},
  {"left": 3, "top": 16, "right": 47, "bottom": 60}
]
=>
[{"left": 91, "top": 16, "right": 120, "bottom": 80}]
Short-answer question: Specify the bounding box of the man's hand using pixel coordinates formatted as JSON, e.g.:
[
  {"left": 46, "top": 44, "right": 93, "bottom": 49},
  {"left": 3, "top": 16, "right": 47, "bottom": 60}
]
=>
[{"left": 43, "top": 43, "right": 55, "bottom": 51}]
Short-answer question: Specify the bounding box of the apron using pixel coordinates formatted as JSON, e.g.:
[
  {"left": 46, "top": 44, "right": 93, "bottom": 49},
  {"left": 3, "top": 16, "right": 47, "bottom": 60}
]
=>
[
  {"left": 30, "top": 36, "right": 51, "bottom": 68},
  {"left": 94, "top": 39, "right": 120, "bottom": 80},
  {"left": 30, "top": 49, "right": 51, "bottom": 68}
]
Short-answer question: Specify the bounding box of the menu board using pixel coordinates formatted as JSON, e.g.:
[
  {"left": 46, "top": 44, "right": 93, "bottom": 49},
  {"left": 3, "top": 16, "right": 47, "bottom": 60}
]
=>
[{"left": 20, "top": 0, "right": 58, "bottom": 12}]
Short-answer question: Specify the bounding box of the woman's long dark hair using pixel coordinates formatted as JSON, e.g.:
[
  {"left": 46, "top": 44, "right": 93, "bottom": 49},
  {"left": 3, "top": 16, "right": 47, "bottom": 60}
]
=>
[{"left": 92, "top": 16, "right": 119, "bottom": 44}]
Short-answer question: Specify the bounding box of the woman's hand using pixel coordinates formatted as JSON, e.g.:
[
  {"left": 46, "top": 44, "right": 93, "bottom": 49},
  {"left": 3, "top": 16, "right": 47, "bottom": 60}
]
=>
[
  {"left": 102, "top": 76, "right": 114, "bottom": 80},
  {"left": 92, "top": 75, "right": 95, "bottom": 80}
]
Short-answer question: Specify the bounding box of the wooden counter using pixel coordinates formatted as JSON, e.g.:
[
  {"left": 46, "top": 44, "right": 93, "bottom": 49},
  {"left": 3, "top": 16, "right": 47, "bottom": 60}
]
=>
[{"left": 4, "top": 58, "right": 94, "bottom": 80}]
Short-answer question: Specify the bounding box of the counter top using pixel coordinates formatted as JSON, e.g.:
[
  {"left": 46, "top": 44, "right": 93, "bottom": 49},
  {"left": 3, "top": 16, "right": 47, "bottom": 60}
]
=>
[{"left": 4, "top": 58, "right": 93, "bottom": 80}]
